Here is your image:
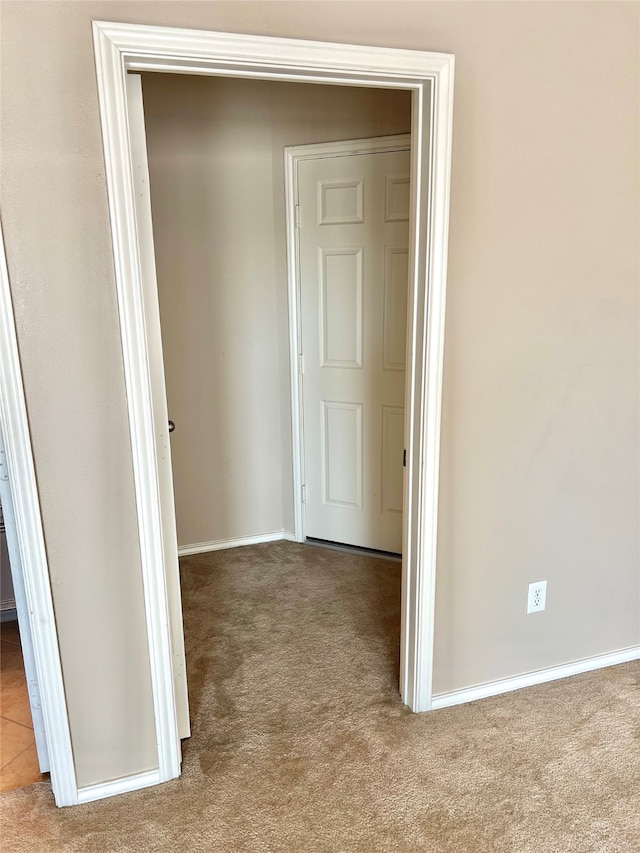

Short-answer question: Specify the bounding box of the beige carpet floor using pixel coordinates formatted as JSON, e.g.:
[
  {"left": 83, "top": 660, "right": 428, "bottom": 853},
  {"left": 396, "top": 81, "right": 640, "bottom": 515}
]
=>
[{"left": 1, "top": 541, "right": 639, "bottom": 852}]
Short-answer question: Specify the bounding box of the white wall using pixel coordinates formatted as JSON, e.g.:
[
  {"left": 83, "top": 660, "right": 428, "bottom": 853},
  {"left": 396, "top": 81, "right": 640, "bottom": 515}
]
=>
[
  {"left": 141, "top": 74, "right": 411, "bottom": 548},
  {"left": 0, "top": 0, "right": 637, "bottom": 787}
]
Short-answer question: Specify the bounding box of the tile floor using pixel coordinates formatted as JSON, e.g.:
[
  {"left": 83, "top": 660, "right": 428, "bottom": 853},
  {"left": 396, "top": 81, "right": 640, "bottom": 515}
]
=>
[{"left": 0, "top": 619, "right": 45, "bottom": 792}]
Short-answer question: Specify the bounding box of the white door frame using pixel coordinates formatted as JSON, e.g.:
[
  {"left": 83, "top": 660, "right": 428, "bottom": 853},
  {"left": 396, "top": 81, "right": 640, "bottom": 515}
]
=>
[
  {"left": 284, "top": 134, "right": 412, "bottom": 545},
  {"left": 0, "top": 424, "right": 50, "bottom": 772},
  {"left": 91, "top": 20, "right": 454, "bottom": 793}
]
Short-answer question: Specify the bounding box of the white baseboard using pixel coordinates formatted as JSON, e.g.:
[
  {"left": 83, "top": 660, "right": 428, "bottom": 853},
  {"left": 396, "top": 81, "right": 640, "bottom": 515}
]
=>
[
  {"left": 0, "top": 606, "right": 17, "bottom": 623},
  {"left": 431, "top": 645, "right": 640, "bottom": 711},
  {"left": 178, "top": 530, "right": 297, "bottom": 557},
  {"left": 77, "top": 768, "right": 163, "bottom": 805}
]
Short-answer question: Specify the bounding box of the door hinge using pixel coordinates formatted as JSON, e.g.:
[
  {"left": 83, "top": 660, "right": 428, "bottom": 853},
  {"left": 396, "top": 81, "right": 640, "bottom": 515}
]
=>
[
  {"left": 298, "top": 353, "right": 304, "bottom": 375},
  {"left": 301, "top": 484, "right": 307, "bottom": 503},
  {"left": 295, "top": 204, "right": 301, "bottom": 229},
  {"left": 403, "top": 449, "right": 407, "bottom": 468}
]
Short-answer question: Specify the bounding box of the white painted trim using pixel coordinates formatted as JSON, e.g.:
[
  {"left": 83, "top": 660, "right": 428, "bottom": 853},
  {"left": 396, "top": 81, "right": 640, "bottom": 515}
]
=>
[
  {"left": 284, "top": 150, "right": 305, "bottom": 544},
  {"left": 401, "top": 65, "right": 455, "bottom": 713},
  {"left": 431, "top": 646, "right": 640, "bottom": 711},
  {"left": 0, "top": 429, "right": 51, "bottom": 773},
  {"left": 0, "top": 607, "right": 17, "bottom": 622},
  {"left": 0, "top": 223, "right": 78, "bottom": 806},
  {"left": 93, "top": 24, "right": 181, "bottom": 786},
  {"left": 0, "top": 431, "right": 50, "bottom": 772},
  {"left": 286, "top": 134, "right": 412, "bottom": 163},
  {"left": 94, "top": 21, "right": 454, "bottom": 81},
  {"left": 77, "top": 768, "right": 162, "bottom": 805},
  {"left": 178, "top": 531, "right": 296, "bottom": 557},
  {"left": 92, "top": 20, "right": 455, "bottom": 801},
  {"left": 126, "top": 71, "right": 190, "bottom": 742},
  {"left": 284, "top": 134, "right": 412, "bottom": 549}
]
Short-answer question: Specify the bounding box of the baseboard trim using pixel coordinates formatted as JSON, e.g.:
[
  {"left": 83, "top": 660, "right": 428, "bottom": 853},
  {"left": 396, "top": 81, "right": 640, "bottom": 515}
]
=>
[
  {"left": 0, "top": 606, "right": 17, "bottom": 622},
  {"left": 77, "top": 768, "right": 163, "bottom": 805},
  {"left": 431, "top": 645, "right": 640, "bottom": 711},
  {"left": 178, "top": 530, "right": 297, "bottom": 557}
]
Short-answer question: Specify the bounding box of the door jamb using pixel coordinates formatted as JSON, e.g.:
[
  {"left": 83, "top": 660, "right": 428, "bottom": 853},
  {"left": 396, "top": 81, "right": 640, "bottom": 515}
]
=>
[
  {"left": 284, "top": 134, "right": 412, "bottom": 544},
  {"left": 93, "top": 20, "right": 455, "bottom": 797}
]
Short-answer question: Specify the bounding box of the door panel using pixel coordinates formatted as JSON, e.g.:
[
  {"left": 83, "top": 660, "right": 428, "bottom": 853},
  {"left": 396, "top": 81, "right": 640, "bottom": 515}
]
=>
[
  {"left": 382, "top": 405, "right": 405, "bottom": 516},
  {"left": 299, "top": 146, "right": 410, "bottom": 553},
  {"left": 322, "top": 401, "right": 363, "bottom": 509},
  {"left": 383, "top": 248, "right": 409, "bottom": 370},
  {"left": 320, "top": 248, "right": 363, "bottom": 367}
]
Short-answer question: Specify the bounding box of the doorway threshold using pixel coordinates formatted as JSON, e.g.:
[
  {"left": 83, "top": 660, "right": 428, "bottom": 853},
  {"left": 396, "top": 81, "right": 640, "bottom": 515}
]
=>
[{"left": 305, "top": 537, "right": 401, "bottom": 562}]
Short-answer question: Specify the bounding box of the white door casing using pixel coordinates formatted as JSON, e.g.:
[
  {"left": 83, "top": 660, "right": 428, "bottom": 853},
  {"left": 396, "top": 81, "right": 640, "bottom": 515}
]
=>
[
  {"left": 90, "top": 21, "right": 455, "bottom": 802},
  {"left": 126, "top": 73, "right": 190, "bottom": 742},
  {"left": 296, "top": 140, "right": 410, "bottom": 552},
  {"left": 0, "top": 424, "right": 49, "bottom": 771}
]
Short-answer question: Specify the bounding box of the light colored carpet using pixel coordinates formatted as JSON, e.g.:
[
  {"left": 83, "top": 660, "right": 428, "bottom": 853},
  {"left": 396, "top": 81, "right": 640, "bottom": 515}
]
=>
[{"left": 1, "top": 541, "right": 639, "bottom": 852}]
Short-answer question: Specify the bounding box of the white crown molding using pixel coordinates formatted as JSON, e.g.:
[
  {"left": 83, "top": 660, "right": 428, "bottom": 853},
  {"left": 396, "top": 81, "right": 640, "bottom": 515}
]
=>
[{"left": 94, "top": 21, "right": 453, "bottom": 82}]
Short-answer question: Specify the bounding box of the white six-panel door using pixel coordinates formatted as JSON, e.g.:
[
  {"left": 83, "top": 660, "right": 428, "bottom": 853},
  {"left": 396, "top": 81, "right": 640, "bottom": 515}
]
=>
[{"left": 298, "top": 145, "right": 410, "bottom": 553}]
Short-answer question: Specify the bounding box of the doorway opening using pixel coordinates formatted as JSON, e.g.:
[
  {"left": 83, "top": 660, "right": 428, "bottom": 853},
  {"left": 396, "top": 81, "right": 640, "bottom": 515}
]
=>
[
  {"left": 142, "top": 74, "right": 411, "bottom": 554},
  {"left": 92, "top": 21, "right": 454, "bottom": 802},
  {"left": 137, "top": 70, "right": 413, "bottom": 744}
]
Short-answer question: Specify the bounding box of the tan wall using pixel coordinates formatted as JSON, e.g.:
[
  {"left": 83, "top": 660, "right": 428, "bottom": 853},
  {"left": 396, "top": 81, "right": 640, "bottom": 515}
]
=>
[
  {"left": 0, "top": 0, "right": 637, "bottom": 786},
  {"left": 141, "top": 73, "right": 411, "bottom": 547}
]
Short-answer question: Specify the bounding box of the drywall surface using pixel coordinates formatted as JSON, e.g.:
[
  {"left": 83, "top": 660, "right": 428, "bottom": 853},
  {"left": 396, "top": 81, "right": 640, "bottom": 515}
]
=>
[
  {"left": 427, "top": 2, "right": 640, "bottom": 693},
  {"left": 141, "top": 74, "right": 411, "bottom": 548},
  {"left": 0, "top": 0, "right": 637, "bottom": 786}
]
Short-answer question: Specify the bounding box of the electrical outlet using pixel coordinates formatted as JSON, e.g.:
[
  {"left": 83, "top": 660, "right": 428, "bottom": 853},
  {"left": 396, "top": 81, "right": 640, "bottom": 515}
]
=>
[{"left": 527, "top": 580, "right": 547, "bottom": 614}]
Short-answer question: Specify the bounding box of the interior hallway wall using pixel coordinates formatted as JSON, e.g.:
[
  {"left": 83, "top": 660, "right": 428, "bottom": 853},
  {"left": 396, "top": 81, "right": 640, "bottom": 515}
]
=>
[{"left": 141, "top": 74, "right": 411, "bottom": 548}]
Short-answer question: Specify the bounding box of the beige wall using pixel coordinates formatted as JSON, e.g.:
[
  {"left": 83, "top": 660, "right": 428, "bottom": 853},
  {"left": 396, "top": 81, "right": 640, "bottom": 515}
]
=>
[
  {"left": 0, "top": 0, "right": 637, "bottom": 787},
  {"left": 141, "top": 73, "right": 411, "bottom": 547}
]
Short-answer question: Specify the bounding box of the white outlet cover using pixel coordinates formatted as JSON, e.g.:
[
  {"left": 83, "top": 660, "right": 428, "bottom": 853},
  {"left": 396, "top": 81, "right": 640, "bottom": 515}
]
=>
[{"left": 527, "top": 580, "right": 547, "bottom": 614}]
